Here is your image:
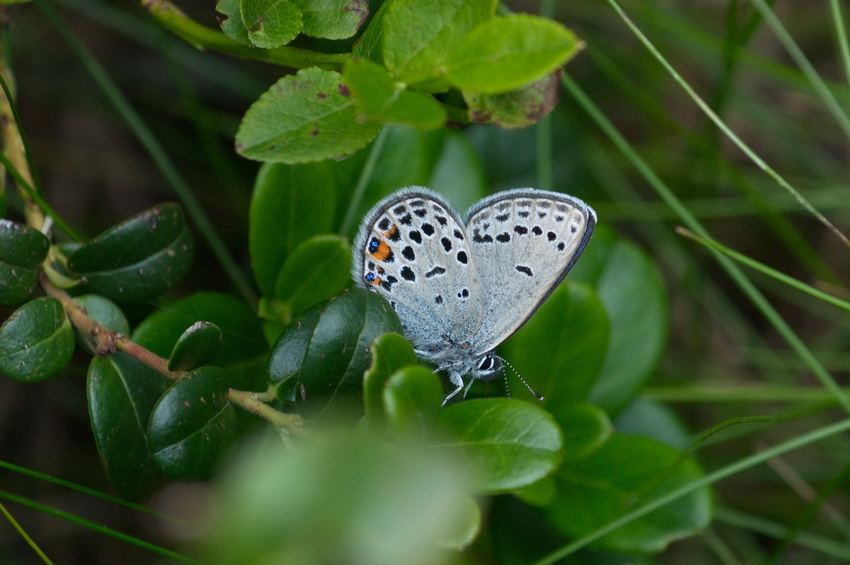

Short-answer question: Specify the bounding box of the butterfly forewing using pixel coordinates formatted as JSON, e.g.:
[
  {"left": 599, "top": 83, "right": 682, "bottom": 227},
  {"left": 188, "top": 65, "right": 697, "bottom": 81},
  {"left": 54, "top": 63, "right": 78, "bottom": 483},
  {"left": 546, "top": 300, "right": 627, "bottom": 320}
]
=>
[
  {"left": 352, "top": 188, "right": 484, "bottom": 351},
  {"left": 464, "top": 189, "right": 596, "bottom": 354}
]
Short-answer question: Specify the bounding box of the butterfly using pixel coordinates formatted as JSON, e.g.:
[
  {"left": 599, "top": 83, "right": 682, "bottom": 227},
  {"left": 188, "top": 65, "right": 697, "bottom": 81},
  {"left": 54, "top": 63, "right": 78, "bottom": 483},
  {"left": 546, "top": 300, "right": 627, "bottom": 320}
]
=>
[{"left": 352, "top": 187, "right": 596, "bottom": 401}]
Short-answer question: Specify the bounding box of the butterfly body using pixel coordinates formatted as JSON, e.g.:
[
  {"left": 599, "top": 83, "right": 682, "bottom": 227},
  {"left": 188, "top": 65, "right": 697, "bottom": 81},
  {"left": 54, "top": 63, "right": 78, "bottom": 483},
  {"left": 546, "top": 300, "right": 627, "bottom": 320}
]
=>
[{"left": 352, "top": 187, "right": 596, "bottom": 400}]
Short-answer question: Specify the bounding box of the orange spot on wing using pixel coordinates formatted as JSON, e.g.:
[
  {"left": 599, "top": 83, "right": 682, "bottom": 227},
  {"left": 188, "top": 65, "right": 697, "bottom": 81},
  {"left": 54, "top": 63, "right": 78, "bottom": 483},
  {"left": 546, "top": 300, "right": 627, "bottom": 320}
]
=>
[
  {"left": 370, "top": 240, "right": 392, "bottom": 261},
  {"left": 384, "top": 224, "right": 398, "bottom": 239}
]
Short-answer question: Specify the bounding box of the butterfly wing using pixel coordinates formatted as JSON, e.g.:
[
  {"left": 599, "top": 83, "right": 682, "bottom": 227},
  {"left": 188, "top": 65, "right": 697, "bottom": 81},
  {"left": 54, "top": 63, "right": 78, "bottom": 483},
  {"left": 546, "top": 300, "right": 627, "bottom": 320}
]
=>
[
  {"left": 464, "top": 188, "right": 596, "bottom": 355},
  {"left": 352, "top": 187, "right": 484, "bottom": 356}
]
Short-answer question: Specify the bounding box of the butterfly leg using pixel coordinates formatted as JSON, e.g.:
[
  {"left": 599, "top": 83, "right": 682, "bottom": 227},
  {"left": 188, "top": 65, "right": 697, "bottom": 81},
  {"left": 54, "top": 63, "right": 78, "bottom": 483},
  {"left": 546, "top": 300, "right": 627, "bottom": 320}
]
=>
[{"left": 442, "top": 372, "right": 465, "bottom": 405}]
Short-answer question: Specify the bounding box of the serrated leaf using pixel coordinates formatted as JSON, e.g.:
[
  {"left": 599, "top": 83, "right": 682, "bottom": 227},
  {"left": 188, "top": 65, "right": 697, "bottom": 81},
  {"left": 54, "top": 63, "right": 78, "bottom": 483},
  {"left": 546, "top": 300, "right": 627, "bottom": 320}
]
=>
[
  {"left": 344, "top": 58, "right": 447, "bottom": 129},
  {"left": 87, "top": 353, "right": 169, "bottom": 501},
  {"left": 273, "top": 234, "right": 351, "bottom": 317},
  {"left": 569, "top": 229, "right": 669, "bottom": 413},
  {"left": 72, "top": 294, "right": 130, "bottom": 355},
  {"left": 269, "top": 288, "right": 403, "bottom": 418},
  {"left": 0, "top": 220, "right": 50, "bottom": 305},
  {"left": 363, "top": 332, "right": 418, "bottom": 427},
  {"left": 383, "top": 0, "right": 496, "bottom": 89},
  {"left": 66, "top": 203, "right": 193, "bottom": 303},
  {"left": 235, "top": 68, "right": 382, "bottom": 163},
  {"left": 548, "top": 433, "right": 712, "bottom": 553},
  {"left": 148, "top": 367, "right": 240, "bottom": 480},
  {"left": 502, "top": 282, "right": 609, "bottom": 407},
  {"left": 464, "top": 70, "right": 561, "bottom": 129},
  {"left": 436, "top": 398, "right": 562, "bottom": 493},
  {"left": 168, "top": 321, "right": 223, "bottom": 371},
  {"left": 132, "top": 292, "right": 267, "bottom": 391},
  {"left": 249, "top": 161, "right": 336, "bottom": 297},
  {"left": 0, "top": 297, "right": 74, "bottom": 382},
  {"left": 382, "top": 366, "right": 443, "bottom": 439},
  {"left": 445, "top": 14, "right": 583, "bottom": 94},
  {"left": 241, "top": 0, "right": 302, "bottom": 48},
  {"left": 292, "top": 0, "right": 368, "bottom": 39},
  {"left": 216, "top": 0, "right": 251, "bottom": 44}
]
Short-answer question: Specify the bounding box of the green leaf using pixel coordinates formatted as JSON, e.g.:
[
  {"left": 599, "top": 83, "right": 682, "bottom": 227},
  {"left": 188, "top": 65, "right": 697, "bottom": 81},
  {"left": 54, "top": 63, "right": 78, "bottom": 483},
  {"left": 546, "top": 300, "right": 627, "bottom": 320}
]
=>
[
  {"left": 548, "top": 433, "right": 712, "bottom": 553},
  {"left": 502, "top": 282, "right": 609, "bottom": 407},
  {"left": 66, "top": 203, "right": 194, "bottom": 303},
  {"left": 72, "top": 294, "right": 130, "bottom": 355},
  {"left": 436, "top": 495, "right": 481, "bottom": 551},
  {"left": 249, "top": 161, "right": 336, "bottom": 297},
  {"left": 436, "top": 398, "right": 562, "bottom": 493},
  {"left": 201, "top": 433, "right": 475, "bottom": 565},
  {"left": 338, "top": 126, "right": 447, "bottom": 239},
  {"left": 132, "top": 292, "right": 267, "bottom": 391},
  {"left": 292, "top": 0, "right": 368, "bottom": 39},
  {"left": 269, "top": 288, "right": 403, "bottom": 418},
  {"left": 240, "top": 0, "right": 302, "bottom": 48},
  {"left": 236, "top": 68, "right": 382, "bottom": 163},
  {"left": 382, "top": 366, "right": 443, "bottom": 439},
  {"left": 148, "top": 367, "right": 240, "bottom": 480},
  {"left": 344, "top": 58, "right": 447, "bottom": 129},
  {"left": 383, "top": 0, "right": 496, "bottom": 89},
  {"left": 216, "top": 0, "right": 251, "bottom": 44},
  {"left": 615, "top": 398, "right": 693, "bottom": 451},
  {"left": 168, "top": 321, "right": 224, "bottom": 371},
  {"left": 0, "top": 297, "right": 74, "bottom": 382},
  {"left": 464, "top": 71, "right": 561, "bottom": 129},
  {"left": 554, "top": 403, "right": 612, "bottom": 462},
  {"left": 0, "top": 220, "right": 50, "bottom": 305},
  {"left": 427, "top": 131, "right": 487, "bottom": 212},
  {"left": 570, "top": 229, "right": 669, "bottom": 414},
  {"left": 273, "top": 234, "right": 352, "bottom": 318},
  {"left": 445, "top": 14, "right": 583, "bottom": 94},
  {"left": 87, "top": 353, "right": 169, "bottom": 501},
  {"left": 351, "top": 0, "right": 389, "bottom": 62},
  {"left": 362, "top": 332, "right": 418, "bottom": 428}
]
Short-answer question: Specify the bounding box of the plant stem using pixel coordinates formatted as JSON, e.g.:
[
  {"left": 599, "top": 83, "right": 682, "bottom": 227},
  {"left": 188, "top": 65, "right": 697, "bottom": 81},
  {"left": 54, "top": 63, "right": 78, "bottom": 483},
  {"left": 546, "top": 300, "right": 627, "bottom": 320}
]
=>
[
  {"left": 142, "top": 0, "right": 348, "bottom": 70},
  {"left": 38, "top": 271, "right": 187, "bottom": 381}
]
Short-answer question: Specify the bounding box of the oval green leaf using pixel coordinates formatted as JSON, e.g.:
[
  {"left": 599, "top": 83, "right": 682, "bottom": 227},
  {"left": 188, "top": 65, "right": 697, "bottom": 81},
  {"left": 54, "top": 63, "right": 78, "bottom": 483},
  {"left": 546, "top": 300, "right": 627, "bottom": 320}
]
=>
[
  {"left": 445, "top": 14, "right": 583, "bottom": 94},
  {"left": 269, "top": 288, "right": 403, "bottom": 418},
  {"left": 502, "top": 282, "right": 609, "bottom": 407},
  {"left": 293, "top": 0, "right": 368, "bottom": 40},
  {"left": 0, "top": 297, "right": 74, "bottom": 382},
  {"left": 249, "top": 161, "right": 337, "bottom": 297},
  {"left": 554, "top": 403, "right": 612, "bottom": 462},
  {"left": 570, "top": 229, "right": 669, "bottom": 414},
  {"left": 241, "top": 0, "right": 302, "bottom": 48},
  {"left": 436, "top": 398, "right": 563, "bottom": 493},
  {"left": 363, "top": 332, "right": 418, "bottom": 427},
  {"left": 132, "top": 292, "right": 268, "bottom": 392},
  {"left": 0, "top": 219, "right": 50, "bottom": 268},
  {"left": 0, "top": 220, "right": 50, "bottom": 305},
  {"left": 235, "top": 68, "right": 382, "bottom": 163},
  {"left": 273, "top": 234, "right": 352, "bottom": 318},
  {"left": 548, "top": 433, "right": 712, "bottom": 553},
  {"left": 148, "top": 367, "right": 240, "bottom": 480},
  {"left": 216, "top": 0, "right": 250, "bottom": 44},
  {"left": 87, "top": 352, "right": 169, "bottom": 500},
  {"left": 66, "top": 203, "right": 194, "bottom": 303},
  {"left": 168, "top": 321, "right": 224, "bottom": 371},
  {"left": 382, "top": 366, "right": 443, "bottom": 440}
]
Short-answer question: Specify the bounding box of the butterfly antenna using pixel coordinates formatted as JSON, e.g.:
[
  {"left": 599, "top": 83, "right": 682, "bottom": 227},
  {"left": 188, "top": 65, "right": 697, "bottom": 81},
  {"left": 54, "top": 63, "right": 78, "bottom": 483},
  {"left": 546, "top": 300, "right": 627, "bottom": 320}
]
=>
[{"left": 497, "top": 356, "right": 544, "bottom": 402}]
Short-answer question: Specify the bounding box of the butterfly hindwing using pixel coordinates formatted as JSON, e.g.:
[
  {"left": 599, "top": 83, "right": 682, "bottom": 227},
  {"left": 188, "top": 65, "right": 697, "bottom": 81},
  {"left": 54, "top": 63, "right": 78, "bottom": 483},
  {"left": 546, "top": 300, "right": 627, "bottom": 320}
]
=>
[
  {"left": 464, "top": 188, "right": 596, "bottom": 354},
  {"left": 352, "top": 188, "right": 484, "bottom": 351}
]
